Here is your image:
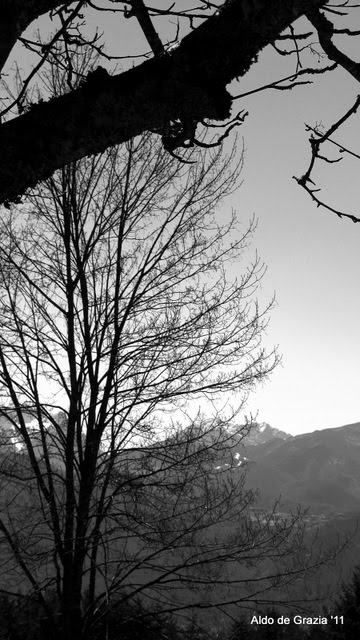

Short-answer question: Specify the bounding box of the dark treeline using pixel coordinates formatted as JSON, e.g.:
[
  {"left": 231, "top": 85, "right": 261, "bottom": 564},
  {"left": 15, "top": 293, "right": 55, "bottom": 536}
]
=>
[{"left": 1, "top": 566, "right": 359, "bottom": 640}]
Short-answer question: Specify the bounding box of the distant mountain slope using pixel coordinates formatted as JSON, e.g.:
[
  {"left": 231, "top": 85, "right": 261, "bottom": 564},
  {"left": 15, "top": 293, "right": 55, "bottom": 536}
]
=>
[{"left": 243, "top": 422, "right": 360, "bottom": 514}]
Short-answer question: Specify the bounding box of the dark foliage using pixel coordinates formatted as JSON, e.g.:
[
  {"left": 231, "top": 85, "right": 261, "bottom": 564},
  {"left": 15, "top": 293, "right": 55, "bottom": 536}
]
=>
[
  {"left": 323, "top": 566, "right": 360, "bottom": 639},
  {"left": 0, "top": 592, "right": 59, "bottom": 640},
  {"left": 0, "top": 592, "right": 213, "bottom": 640}
]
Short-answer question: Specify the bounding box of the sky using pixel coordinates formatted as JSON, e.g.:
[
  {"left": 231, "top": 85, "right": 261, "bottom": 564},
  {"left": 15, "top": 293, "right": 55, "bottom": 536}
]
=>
[
  {"left": 9, "top": 4, "right": 360, "bottom": 437},
  {"left": 230, "top": 44, "right": 360, "bottom": 435}
]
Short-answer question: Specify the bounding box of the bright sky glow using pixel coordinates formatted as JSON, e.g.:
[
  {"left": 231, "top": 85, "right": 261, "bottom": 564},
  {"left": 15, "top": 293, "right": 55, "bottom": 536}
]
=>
[{"left": 230, "top": 45, "right": 360, "bottom": 436}]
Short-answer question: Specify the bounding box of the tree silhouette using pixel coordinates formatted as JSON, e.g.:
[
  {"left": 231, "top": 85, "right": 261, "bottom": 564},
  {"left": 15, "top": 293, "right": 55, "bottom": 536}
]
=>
[{"left": 0, "top": 105, "right": 315, "bottom": 638}]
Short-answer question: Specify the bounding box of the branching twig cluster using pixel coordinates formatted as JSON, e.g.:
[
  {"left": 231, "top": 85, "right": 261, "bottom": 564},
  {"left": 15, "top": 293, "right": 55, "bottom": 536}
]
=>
[{"left": 295, "top": 94, "right": 360, "bottom": 223}]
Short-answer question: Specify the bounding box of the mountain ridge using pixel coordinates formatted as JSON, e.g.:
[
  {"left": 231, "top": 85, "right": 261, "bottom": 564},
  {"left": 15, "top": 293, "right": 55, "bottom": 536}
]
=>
[{"left": 241, "top": 421, "right": 360, "bottom": 514}]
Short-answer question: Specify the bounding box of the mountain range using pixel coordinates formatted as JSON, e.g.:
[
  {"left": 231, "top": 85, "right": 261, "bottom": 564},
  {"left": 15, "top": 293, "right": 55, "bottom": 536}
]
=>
[
  {"left": 2, "top": 410, "right": 360, "bottom": 516},
  {"left": 240, "top": 421, "right": 360, "bottom": 515}
]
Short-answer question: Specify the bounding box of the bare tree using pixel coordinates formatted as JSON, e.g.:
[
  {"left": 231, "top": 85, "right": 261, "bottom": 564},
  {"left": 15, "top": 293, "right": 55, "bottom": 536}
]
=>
[
  {"left": 1, "top": 0, "right": 360, "bottom": 217},
  {"left": 0, "top": 110, "right": 336, "bottom": 638}
]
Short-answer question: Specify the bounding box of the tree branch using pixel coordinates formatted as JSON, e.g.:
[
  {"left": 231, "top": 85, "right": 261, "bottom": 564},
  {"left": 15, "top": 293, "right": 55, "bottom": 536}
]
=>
[
  {"left": 0, "top": 0, "right": 327, "bottom": 204},
  {"left": 125, "top": 0, "right": 165, "bottom": 56},
  {"left": 306, "top": 4, "right": 360, "bottom": 81},
  {"left": 295, "top": 94, "right": 360, "bottom": 222}
]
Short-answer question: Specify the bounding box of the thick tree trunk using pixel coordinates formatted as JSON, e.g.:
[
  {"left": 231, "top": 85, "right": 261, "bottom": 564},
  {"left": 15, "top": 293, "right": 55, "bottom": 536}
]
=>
[
  {"left": 0, "top": 0, "right": 326, "bottom": 205},
  {"left": 62, "top": 583, "right": 83, "bottom": 640}
]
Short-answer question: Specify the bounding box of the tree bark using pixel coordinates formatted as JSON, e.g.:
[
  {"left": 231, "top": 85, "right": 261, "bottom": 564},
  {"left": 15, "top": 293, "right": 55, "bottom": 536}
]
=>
[{"left": 0, "top": 0, "right": 326, "bottom": 205}]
